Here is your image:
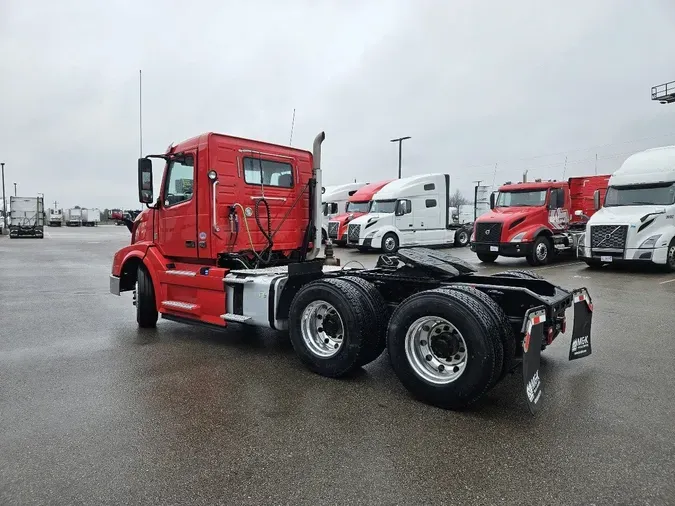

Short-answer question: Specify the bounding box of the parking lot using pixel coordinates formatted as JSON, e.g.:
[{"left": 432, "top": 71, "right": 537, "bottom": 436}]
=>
[{"left": 1, "top": 225, "right": 674, "bottom": 505}]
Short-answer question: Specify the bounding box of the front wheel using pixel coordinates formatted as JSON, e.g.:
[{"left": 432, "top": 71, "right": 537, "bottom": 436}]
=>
[
  {"left": 527, "top": 236, "right": 552, "bottom": 266},
  {"left": 136, "top": 265, "right": 158, "bottom": 328},
  {"left": 664, "top": 238, "right": 675, "bottom": 273},
  {"left": 381, "top": 232, "right": 399, "bottom": 254},
  {"left": 454, "top": 229, "right": 470, "bottom": 247}
]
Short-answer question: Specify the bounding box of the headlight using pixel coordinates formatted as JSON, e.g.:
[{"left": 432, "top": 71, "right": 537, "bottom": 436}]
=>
[
  {"left": 639, "top": 234, "right": 661, "bottom": 249},
  {"left": 510, "top": 232, "right": 526, "bottom": 243}
]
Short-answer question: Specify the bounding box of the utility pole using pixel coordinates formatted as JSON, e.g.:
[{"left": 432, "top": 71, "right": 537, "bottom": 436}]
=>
[
  {"left": 390, "top": 136, "right": 411, "bottom": 179},
  {"left": 139, "top": 70, "right": 143, "bottom": 157},
  {"left": 1, "top": 162, "right": 6, "bottom": 232}
]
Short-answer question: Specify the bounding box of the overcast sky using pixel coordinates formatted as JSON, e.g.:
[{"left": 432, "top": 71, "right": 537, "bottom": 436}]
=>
[{"left": 2, "top": 0, "right": 675, "bottom": 210}]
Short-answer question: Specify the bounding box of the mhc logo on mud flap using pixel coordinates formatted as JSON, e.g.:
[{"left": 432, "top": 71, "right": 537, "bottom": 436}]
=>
[
  {"left": 571, "top": 335, "right": 590, "bottom": 355},
  {"left": 526, "top": 370, "right": 542, "bottom": 404},
  {"left": 548, "top": 208, "right": 569, "bottom": 230}
]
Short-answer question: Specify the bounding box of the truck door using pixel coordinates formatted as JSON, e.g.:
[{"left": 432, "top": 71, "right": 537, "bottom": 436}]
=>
[
  {"left": 547, "top": 187, "right": 569, "bottom": 231},
  {"left": 395, "top": 199, "right": 415, "bottom": 244},
  {"left": 158, "top": 153, "right": 199, "bottom": 259}
]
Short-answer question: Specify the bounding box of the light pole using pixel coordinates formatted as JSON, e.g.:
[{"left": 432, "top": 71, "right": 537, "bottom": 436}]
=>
[
  {"left": 390, "top": 136, "right": 411, "bottom": 179},
  {"left": 1, "top": 163, "right": 6, "bottom": 232},
  {"left": 13, "top": 182, "right": 17, "bottom": 196}
]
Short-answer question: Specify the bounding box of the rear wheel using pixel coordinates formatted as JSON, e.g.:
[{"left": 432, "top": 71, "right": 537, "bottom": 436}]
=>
[
  {"left": 527, "top": 236, "right": 552, "bottom": 266},
  {"left": 288, "top": 278, "right": 377, "bottom": 377},
  {"left": 387, "top": 288, "right": 502, "bottom": 410},
  {"left": 476, "top": 252, "right": 498, "bottom": 263},
  {"left": 340, "top": 276, "right": 389, "bottom": 367},
  {"left": 136, "top": 265, "right": 158, "bottom": 328},
  {"left": 454, "top": 229, "right": 470, "bottom": 247}
]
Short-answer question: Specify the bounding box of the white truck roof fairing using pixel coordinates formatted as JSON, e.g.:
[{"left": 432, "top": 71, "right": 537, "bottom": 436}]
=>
[
  {"left": 372, "top": 174, "right": 448, "bottom": 201},
  {"left": 610, "top": 146, "right": 675, "bottom": 186},
  {"left": 321, "top": 182, "right": 366, "bottom": 202}
]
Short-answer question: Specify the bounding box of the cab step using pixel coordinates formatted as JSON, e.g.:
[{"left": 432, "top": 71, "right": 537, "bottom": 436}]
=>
[
  {"left": 220, "top": 313, "right": 252, "bottom": 323},
  {"left": 161, "top": 300, "right": 200, "bottom": 314}
]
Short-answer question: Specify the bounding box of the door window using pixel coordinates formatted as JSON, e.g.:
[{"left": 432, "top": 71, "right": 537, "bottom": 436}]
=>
[
  {"left": 164, "top": 156, "right": 194, "bottom": 207},
  {"left": 243, "top": 157, "right": 293, "bottom": 188}
]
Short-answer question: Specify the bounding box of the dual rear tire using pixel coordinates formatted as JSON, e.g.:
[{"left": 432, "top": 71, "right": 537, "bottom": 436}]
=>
[{"left": 289, "top": 278, "right": 511, "bottom": 410}]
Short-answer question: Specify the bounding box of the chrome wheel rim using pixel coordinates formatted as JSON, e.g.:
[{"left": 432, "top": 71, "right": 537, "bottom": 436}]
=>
[
  {"left": 668, "top": 244, "right": 675, "bottom": 267},
  {"left": 458, "top": 231, "right": 468, "bottom": 244},
  {"left": 404, "top": 316, "right": 468, "bottom": 384},
  {"left": 536, "top": 242, "right": 548, "bottom": 261},
  {"left": 384, "top": 237, "right": 396, "bottom": 251},
  {"left": 300, "top": 300, "right": 345, "bottom": 358}
]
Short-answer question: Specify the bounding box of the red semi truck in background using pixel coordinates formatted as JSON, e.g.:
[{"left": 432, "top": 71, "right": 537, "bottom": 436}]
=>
[
  {"left": 326, "top": 179, "right": 393, "bottom": 245},
  {"left": 470, "top": 175, "right": 610, "bottom": 266},
  {"left": 108, "top": 130, "right": 595, "bottom": 412}
]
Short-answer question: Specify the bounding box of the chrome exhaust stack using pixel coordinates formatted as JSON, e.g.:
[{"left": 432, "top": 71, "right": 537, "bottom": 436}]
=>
[{"left": 307, "top": 131, "right": 326, "bottom": 260}]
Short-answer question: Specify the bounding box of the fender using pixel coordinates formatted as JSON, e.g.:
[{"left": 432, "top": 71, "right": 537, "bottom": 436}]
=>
[
  {"left": 513, "top": 225, "right": 552, "bottom": 243},
  {"left": 365, "top": 224, "right": 400, "bottom": 249}
]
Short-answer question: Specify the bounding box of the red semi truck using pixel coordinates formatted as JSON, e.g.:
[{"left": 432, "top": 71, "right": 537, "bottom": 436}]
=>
[
  {"left": 471, "top": 175, "right": 610, "bottom": 266},
  {"left": 326, "top": 179, "right": 393, "bottom": 245},
  {"left": 109, "top": 130, "right": 595, "bottom": 412}
]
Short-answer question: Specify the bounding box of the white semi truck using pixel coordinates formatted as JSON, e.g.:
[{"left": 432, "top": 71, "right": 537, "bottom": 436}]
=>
[
  {"left": 9, "top": 196, "right": 45, "bottom": 238},
  {"left": 346, "top": 174, "right": 472, "bottom": 253},
  {"left": 48, "top": 208, "right": 63, "bottom": 226},
  {"left": 579, "top": 146, "right": 675, "bottom": 271},
  {"left": 321, "top": 182, "right": 366, "bottom": 241}
]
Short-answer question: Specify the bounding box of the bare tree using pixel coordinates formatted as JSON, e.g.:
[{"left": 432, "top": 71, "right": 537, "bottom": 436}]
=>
[{"left": 449, "top": 189, "right": 469, "bottom": 208}]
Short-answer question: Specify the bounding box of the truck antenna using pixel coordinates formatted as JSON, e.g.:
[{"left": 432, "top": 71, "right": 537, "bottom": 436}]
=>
[
  {"left": 289, "top": 108, "right": 296, "bottom": 146},
  {"left": 139, "top": 69, "right": 143, "bottom": 157}
]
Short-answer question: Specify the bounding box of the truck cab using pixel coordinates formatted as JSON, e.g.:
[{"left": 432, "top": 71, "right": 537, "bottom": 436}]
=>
[
  {"left": 326, "top": 179, "right": 393, "bottom": 245},
  {"left": 471, "top": 176, "right": 609, "bottom": 266},
  {"left": 346, "top": 174, "right": 469, "bottom": 253},
  {"left": 579, "top": 146, "right": 675, "bottom": 271},
  {"left": 320, "top": 182, "right": 366, "bottom": 240}
]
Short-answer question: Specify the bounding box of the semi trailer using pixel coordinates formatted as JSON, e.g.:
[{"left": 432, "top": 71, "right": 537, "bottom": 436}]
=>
[
  {"left": 64, "top": 208, "right": 82, "bottom": 226},
  {"left": 110, "top": 131, "right": 594, "bottom": 413},
  {"left": 81, "top": 208, "right": 101, "bottom": 226},
  {"left": 9, "top": 196, "right": 44, "bottom": 238}
]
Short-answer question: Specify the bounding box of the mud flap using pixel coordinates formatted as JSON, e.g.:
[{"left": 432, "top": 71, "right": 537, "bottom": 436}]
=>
[
  {"left": 522, "top": 307, "right": 546, "bottom": 415},
  {"left": 569, "top": 288, "right": 593, "bottom": 360}
]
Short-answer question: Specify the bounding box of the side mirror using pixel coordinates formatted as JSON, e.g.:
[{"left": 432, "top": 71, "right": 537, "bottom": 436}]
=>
[
  {"left": 593, "top": 189, "right": 601, "bottom": 211},
  {"left": 489, "top": 193, "right": 495, "bottom": 209},
  {"left": 137, "top": 158, "right": 154, "bottom": 204}
]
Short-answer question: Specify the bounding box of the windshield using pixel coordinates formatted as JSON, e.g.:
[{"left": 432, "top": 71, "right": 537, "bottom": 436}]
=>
[
  {"left": 605, "top": 182, "right": 675, "bottom": 207},
  {"left": 369, "top": 200, "right": 396, "bottom": 214},
  {"left": 346, "top": 201, "right": 371, "bottom": 213},
  {"left": 496, "top": 190, "right": 547, "bottom": 207}
]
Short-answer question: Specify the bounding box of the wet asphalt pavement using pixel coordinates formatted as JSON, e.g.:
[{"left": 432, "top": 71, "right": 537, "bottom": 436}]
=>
[{"left": 1, "top": 226, "right": 674, "bottom": 505}]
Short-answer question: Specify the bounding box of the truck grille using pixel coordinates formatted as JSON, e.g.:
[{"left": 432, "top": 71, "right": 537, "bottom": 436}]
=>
[
  {"left": 348, "top": 223, "right": 361, "bottom": 243},
  {"left": 590, "top": 225, "right": 628, "bottom": 249},
  {"left": 475, "top": 222, "right": 502, "bottom": 244},
  {"left": 328, "top": 221, "right": 339, "bottom": 239}
]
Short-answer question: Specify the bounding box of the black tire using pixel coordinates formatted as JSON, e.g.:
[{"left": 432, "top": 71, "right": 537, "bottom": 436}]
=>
[
  {"left": 444, "top": 285, "right": 515, "bottom": 381},
  {"left": 340, "top": 276, "right": 389, "bottom": 367},
  {"left": 664, "top": 238, "right": 675, "bottom": 273},
  {"left": 288, "top": 278, "right": 376, "bottom": 378},
  {"left": 476, "top": 252, "right": 498, "bottom": 263},
  {"left": 493, "top": 269, "right": 543, "bottom": 280},
  {"left": 584, "top": 260, "right": 603, "bottom": 269},
  {"left": 454, "top": 229, "right": 470, "bottom": 247},
  {"left": 527, "top": 236, "right": 552, "bottom": 266},
  {"left": 381, "top": 232, "right": 399, "bottom": 254},
  {"left": 136, "top": 265, "right": 158, "bottom": 328},
  {"left": 387, "top": 288, "right": 501, "bottom": 410}
]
